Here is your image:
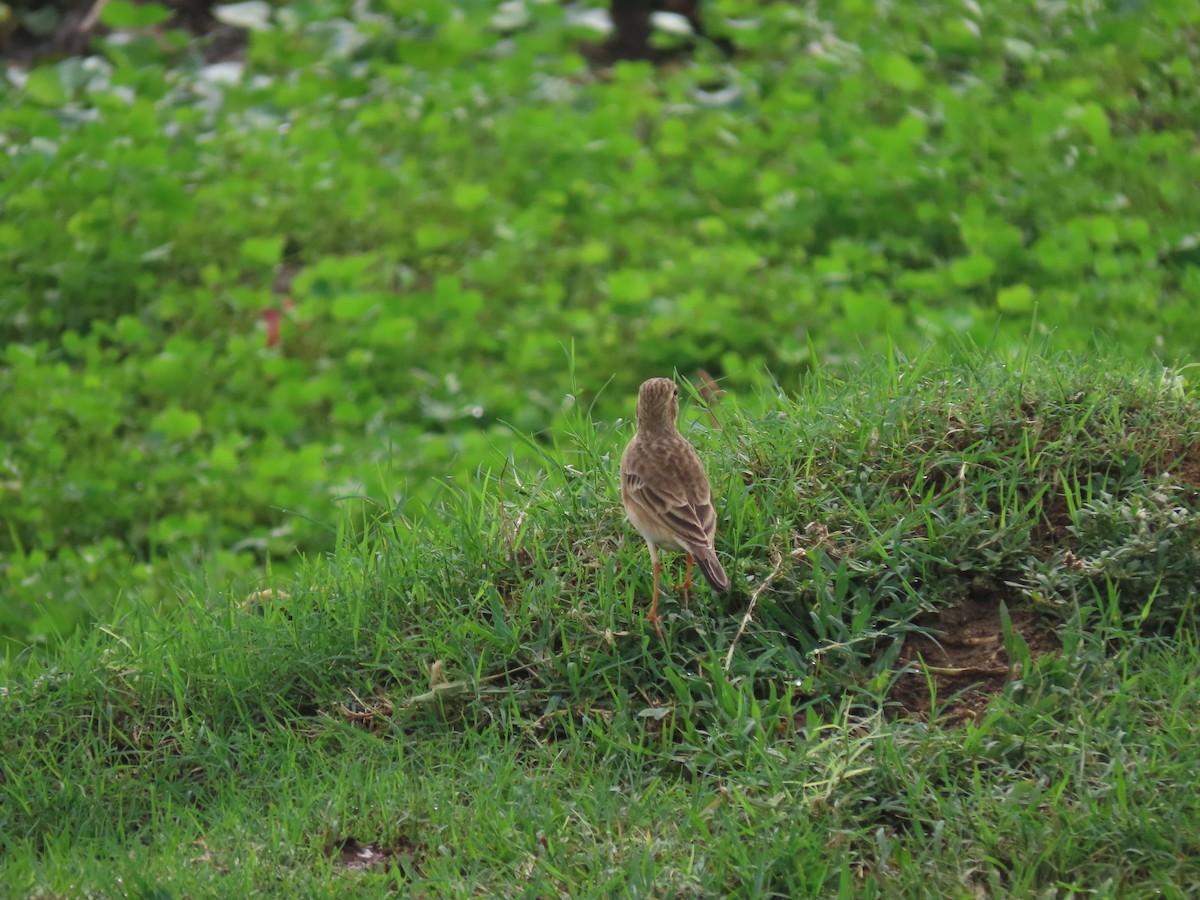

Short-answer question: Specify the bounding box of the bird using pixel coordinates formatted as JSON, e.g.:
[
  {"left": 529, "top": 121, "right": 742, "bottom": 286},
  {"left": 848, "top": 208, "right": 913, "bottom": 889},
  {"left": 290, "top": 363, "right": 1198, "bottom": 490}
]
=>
[{"left": 620, "top": 377, "right": 729, "bottom": 639}]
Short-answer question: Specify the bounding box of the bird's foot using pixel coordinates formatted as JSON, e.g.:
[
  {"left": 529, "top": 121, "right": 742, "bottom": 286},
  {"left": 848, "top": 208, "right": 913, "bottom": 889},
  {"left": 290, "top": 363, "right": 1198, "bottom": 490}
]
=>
[{"left": 647, "top": 607, "right": 664, "bottom": 642}]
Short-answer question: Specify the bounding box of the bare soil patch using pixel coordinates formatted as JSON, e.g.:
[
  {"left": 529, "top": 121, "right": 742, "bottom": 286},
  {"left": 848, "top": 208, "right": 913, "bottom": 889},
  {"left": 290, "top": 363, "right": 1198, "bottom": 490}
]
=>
[
  {"left": 330, "top": 834, "right": 421, "bottom": 876},
  {"left": 332, "top": 837, "right": 394, "bottom": 871},
  {"left": 889, "top": 589, "right": 1060, "bottom": 724},
  {"left": 1168, "top": 441, "right": 1200, "bottom": 487}
]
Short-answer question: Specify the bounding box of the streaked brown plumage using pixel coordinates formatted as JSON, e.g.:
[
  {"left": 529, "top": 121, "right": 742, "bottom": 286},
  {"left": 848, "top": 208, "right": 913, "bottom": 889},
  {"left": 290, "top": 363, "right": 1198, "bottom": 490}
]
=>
[{"left": 620, "top": 377, "right": 729, "bottom": 639}]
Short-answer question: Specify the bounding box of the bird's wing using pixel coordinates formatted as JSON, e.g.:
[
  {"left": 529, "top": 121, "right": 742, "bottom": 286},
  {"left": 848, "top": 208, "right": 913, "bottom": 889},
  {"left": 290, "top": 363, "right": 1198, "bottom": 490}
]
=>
[{"left": 622, "top": 461, "right": 716, "bottom": 551}]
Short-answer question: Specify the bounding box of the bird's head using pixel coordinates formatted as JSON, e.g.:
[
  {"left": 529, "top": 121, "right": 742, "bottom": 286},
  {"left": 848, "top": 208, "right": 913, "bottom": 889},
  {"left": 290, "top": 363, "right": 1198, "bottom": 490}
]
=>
[{"left": 635, "top": 377, "right": 680, "bottom": 435}]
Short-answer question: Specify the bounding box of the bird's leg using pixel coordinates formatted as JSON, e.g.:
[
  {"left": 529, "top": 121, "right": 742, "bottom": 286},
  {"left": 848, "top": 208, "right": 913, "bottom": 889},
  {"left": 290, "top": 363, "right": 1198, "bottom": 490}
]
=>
[
  {"left": 649, "top": 559, "right": 664, "bottom": 641},
  {"left": 682, "top": 553, "right": 694, "bottom": 610}
]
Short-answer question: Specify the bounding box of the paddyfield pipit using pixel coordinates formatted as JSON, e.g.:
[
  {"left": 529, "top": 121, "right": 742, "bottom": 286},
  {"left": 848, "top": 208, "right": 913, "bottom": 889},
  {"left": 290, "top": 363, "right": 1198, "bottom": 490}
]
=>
[{"left": 620, "top": 377, "right": 729, "bottom": 638}]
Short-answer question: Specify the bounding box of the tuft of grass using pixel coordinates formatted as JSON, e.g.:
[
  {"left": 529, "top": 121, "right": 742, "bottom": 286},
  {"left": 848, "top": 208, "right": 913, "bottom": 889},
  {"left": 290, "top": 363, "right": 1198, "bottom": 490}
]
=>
[{"left": 2, "top": 353, "right": 1200, "bottom": 895}]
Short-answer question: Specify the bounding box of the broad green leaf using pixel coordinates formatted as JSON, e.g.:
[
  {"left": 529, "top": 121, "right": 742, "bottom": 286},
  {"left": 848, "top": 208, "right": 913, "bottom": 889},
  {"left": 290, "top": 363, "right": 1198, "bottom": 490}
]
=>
[
  {"left": 23, "top": 68, "right": 68, "bottom": 107},
  {"left": 1089, "top": 216, "right": 1119, "bottom": 247},
  {"left": 213, "top": 1, "right": 273, "bottom": 31},
  {"left": 1071, "top": 102, "right": 1111, "bottom": 147},
  {"left": 996, "top": 284, "right": 1034, "bottom": 313},
  {"left": 332, "top": 293, "right": 378, "bottom": 320},
  {"left": 434, "top": 277, "right": 483, "bottom": 314},
  {"left": 608, "top": 270, "right": 654, "bottom": 305},
  {"left": 452, "top": 183, "right": 489, "bottom": 211},
  {"left": 491, "top": 1, "right": 531, "bottom": 32},
  {"left": 150, "top": 407, "right": 203, "bottom": 441},
  {"left": 415, "top": 224, "right": 460, "bottom": 250},
  {"left": 240, "top": 236, "right": 285, "bottom": 267},
  {"left": 950, "top": 254, "right": 995, "bottom": 288},
  {"left": 101, "top": 0, "right": 172, "bottom": 28},
  {"left": 1003, "top": 38, "right": 1035, "bottom": 62},
  {"left": 578, "top": 241, "right": 610, "bottom": 265},
  {"left": 369, "top": 317, "right": 416, "bottom": 348},
  {"left": 874, "top": 53, "right": 925, "bottom": 92},
  {"left": 209, "top": 443, "right": 240, "bottom": 474}
]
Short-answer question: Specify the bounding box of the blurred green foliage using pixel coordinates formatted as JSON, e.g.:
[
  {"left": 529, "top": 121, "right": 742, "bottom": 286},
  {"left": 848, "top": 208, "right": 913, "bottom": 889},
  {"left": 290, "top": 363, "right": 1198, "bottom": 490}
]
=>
[{"left": 1, "top": 0, "right": 1198, "bottom": 650}]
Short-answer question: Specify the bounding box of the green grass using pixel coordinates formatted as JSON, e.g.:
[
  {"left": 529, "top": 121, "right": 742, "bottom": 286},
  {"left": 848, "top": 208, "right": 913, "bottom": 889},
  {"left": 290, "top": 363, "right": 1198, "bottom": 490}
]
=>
[{"left": 3, "top": 354, "right": 1199, "bottom": 896}]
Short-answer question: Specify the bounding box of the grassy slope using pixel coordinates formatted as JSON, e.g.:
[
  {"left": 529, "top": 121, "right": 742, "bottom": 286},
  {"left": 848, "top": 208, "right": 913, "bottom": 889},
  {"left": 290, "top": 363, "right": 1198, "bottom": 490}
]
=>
[
  {"left": 3, "top": 0, "right": 1200, "bottom": 651},
  {"left": 3, "top": 354, "right": 1200, "bottom": 896}
]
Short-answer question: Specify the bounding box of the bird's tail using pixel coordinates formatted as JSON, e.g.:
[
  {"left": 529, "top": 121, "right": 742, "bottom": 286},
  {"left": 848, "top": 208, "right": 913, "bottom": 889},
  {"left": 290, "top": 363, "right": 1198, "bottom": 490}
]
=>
[{"left": 693, "top": 547, "right": 729, "bottom": 594}]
